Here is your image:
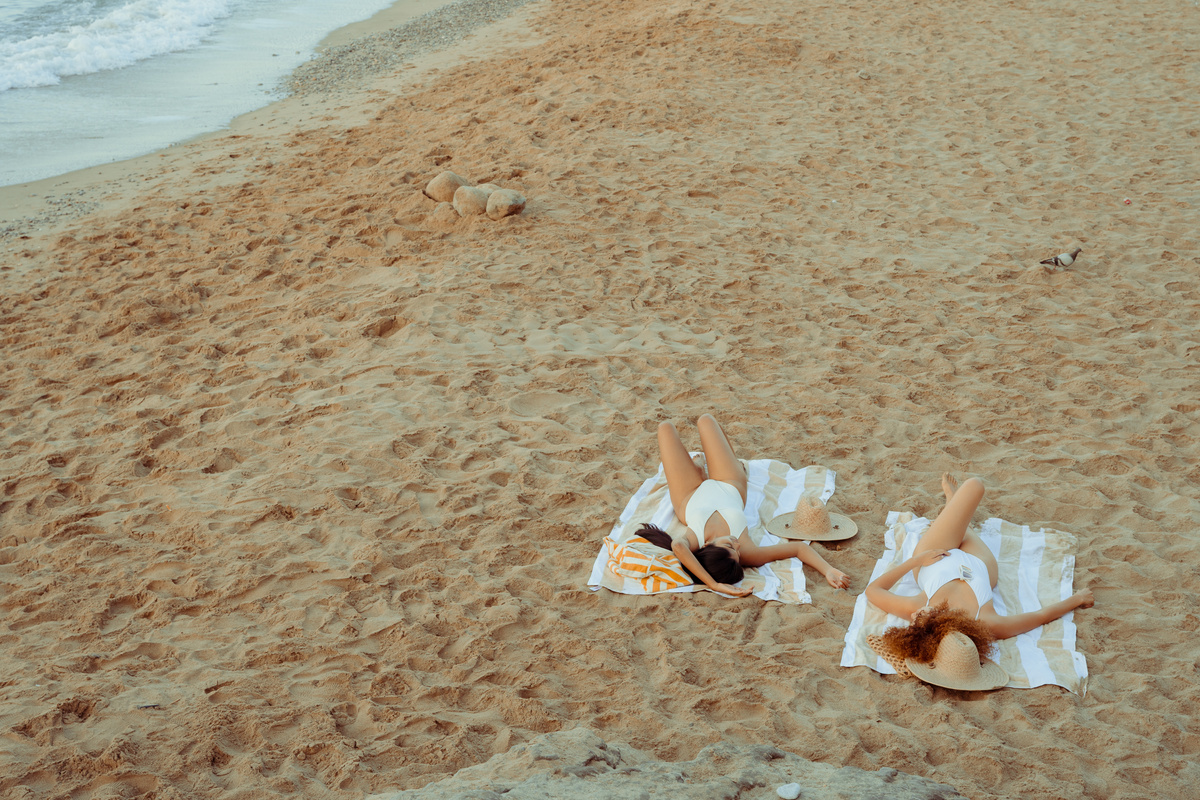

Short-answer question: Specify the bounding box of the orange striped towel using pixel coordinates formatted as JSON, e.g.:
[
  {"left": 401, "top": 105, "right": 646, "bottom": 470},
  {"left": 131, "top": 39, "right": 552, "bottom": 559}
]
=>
[{"left": 604, "top": 535, "right": 693, "bottom": 593}]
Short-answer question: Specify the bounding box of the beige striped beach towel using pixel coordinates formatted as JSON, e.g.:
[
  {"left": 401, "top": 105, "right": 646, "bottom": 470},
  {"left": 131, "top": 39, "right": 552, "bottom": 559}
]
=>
[
  {"left": 840, "top": 511, "right": 1089, "bottom": 694},
  {"left": 587, "top": 454, "right": 840, "bottom": 604}
]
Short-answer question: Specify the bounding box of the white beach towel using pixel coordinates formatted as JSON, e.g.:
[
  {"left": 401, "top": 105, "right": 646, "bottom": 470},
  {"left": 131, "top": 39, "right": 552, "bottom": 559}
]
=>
[
  {"left": 840, "top": 511, "right": 1089, "bottom": 694},
  {"left": 587, "top": 454, "right": 840, "bottom": 605}
]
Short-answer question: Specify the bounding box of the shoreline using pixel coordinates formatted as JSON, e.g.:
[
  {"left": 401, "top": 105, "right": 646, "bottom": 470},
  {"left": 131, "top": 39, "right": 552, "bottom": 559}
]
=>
[
  {"left": 0, "top": 0, "right": 537, "bottom": 245},
  {"left": 294, "top": 0, "right": 537, "bottom": 96}
]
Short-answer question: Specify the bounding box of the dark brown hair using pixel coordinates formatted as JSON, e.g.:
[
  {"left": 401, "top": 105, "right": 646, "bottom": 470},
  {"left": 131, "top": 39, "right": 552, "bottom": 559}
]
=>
[
  {"left": 880, "top": 602, "right": 998, "bottom": 665},
  {"left": 636, "top": 523, "right": 744, "bottom": 585}
]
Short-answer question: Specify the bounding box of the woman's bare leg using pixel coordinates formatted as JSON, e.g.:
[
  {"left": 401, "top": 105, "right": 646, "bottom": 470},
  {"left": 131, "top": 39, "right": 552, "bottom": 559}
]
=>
[
  {"left": 657, "top": 421, "right": 704, "bottom": 522},
  {"left": 913, "top": 474, "right": 985, "bottom": 555},
  {"left": 696, "top": 414, "right": 748, "bottom": 504}
]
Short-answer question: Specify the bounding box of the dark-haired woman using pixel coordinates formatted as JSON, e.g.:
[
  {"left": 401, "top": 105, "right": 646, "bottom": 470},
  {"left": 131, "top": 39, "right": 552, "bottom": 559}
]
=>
[
  {"left": 640, "top": 414, "right": 850, "bottom": 597},
  {"left": 866, "top": 474, "right": 1094, "bottom": 660}
]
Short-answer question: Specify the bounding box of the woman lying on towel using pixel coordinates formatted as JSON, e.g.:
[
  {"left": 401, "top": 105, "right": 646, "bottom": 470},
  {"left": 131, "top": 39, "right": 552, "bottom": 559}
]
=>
[
  {"left": 636, "top": 414, "right": 850, "bottom": 598},
  {"left": 866, "top": 474, "right": 1095, "bottom": 661}
]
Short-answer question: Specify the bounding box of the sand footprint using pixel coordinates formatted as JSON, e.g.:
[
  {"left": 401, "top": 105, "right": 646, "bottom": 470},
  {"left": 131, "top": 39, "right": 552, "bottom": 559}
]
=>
[{"left": 508, "top": 390, "right": 574, "bottom": 419}]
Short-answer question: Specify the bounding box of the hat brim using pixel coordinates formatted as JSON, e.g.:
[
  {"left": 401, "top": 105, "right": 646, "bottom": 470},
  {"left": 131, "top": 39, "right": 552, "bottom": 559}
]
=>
[
  {"left": 866, "top": 634, "right": 912, "bottom": 677},
  {"left": 764, "top": 512, "right": 858, "bottom": 541},
  {"left": 904, "top": 657, "right": 1009, "bottom": 691}
]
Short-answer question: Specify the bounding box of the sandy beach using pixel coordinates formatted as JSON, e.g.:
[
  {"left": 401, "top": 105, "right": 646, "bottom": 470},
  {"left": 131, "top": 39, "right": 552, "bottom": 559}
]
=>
[{"left": 2, "top": 0, "right": 1199, "bottom": 797}]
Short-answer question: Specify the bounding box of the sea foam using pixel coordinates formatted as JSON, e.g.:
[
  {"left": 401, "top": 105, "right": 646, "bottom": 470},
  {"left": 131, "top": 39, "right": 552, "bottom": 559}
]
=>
[{"left": 0, "top": 0, "right": 232, "bottom": 92}]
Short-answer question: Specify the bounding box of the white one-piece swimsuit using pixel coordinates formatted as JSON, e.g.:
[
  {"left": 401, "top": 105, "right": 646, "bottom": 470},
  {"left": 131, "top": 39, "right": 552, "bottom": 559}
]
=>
[
  {"left": 684, "top": 479, "right": 747, "bottom": 546},
  {"left": 916, "top": 549, "right": 993, "bottom": 618}
]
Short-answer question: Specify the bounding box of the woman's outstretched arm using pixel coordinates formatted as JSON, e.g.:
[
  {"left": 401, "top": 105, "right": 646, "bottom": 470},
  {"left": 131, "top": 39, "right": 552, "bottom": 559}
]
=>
[
  {"left": 795, "top": 542, "right": 850, "bottom": 589},
  {"left": 982, "top": 589, "right": 1095, "bottom": 639},
  {"left": 739, "top": 539, "right": 849, "bottom": 588}
]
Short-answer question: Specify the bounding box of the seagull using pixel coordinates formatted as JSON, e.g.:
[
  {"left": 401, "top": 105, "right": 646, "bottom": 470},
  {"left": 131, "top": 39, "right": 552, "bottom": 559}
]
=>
[{"left": 1040, "top": 247, "right": 1082, "bottom": 269}]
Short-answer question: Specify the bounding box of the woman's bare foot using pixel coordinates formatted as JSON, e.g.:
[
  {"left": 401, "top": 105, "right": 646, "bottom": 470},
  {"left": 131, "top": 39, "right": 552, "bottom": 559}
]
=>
[{"left": 942, "top": 473, "right": 959, "bottom": 502}]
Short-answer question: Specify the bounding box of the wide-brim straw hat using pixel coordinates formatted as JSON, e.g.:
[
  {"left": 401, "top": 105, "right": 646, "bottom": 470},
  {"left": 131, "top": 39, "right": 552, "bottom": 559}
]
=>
[
  {"left": 903, "top": 631, "right": 1008, "bottom": 691},
  {"left": 866, "top": 634, "right": 912, "bottom": 677},
  {"left": 764, "top": 495, "right": 857, "bottom": 541}
]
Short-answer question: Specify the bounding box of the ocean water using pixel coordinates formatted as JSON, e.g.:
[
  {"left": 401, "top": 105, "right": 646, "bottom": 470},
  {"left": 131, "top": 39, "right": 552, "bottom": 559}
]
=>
[{"left": 0, "top": 0, "right": 402, "bottom": 188}]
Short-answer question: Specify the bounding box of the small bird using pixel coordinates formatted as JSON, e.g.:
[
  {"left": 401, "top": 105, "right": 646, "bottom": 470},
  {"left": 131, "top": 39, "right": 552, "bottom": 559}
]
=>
[{"left": 1040, "top": 247, "right": 1082, "bottom": 268}]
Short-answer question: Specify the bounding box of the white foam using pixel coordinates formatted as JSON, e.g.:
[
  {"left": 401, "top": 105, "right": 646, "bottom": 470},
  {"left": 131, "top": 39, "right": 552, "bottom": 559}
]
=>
[
  {"left": 0, "top": 0, "right": 232, "bottom": 92},
  {"left": 0, "top": 0, "right": 404, "bottom": 187}
]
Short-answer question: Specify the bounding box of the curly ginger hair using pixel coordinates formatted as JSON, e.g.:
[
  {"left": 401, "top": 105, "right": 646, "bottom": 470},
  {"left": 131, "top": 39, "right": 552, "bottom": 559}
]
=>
[{"left": 880, "top": 601, "right": 998, "bottom": 665}]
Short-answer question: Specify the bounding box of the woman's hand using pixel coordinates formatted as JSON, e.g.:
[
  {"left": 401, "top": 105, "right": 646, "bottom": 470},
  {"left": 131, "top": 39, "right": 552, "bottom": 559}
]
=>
[
  {"left": 913, "top": 549, "right": 950, "bottom": 568},
  {"left": 713, "top": 582, "right": 753, "bottom": 597},
  {"left": 824, "top": 569, "right": 850, "bottom": 589},
  {"left": 1072, "top": 588, "right": 1095, "bottom": 609}
]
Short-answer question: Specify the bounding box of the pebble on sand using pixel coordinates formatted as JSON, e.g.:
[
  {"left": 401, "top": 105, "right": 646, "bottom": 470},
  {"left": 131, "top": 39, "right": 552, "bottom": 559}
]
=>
[
  {"left": 777, "top": 783, "right": 802, "bottom": 799},
  {"left": 453, "top": 185, "right": 493, "bottom": 216},
  {"left": 486, "top": 188, "right": 526, "bottom": 220},
  {"left": 424, "top": 171, "right": 470, "bottom": 203}
]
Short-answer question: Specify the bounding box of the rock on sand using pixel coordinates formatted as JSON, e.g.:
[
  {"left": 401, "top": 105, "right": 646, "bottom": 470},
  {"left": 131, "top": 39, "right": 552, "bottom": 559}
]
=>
[
  {"left": 453, "top": 185, "right": 492, "bottom": 217},
  {"left": 423, "top": 170, "right": 470, "bottom": 203},
  {"left": 486, "top": 188, "right": 526, "bottom": 220},
  {"left": 366, "top": 728, "right": 965, "bottom": 800},
  {"left": 427, "top": 201, "right": 461, "bottom": 228}
]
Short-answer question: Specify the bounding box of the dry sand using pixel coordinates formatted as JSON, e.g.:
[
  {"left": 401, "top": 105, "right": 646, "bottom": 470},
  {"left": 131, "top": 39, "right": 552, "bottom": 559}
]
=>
[{"left": 1, "top": 0, "right": 1198, "bottom": 797}]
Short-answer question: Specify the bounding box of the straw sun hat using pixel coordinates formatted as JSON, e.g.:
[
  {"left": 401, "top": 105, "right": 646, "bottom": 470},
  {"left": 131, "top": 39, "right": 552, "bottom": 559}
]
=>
[
  {"left": 764, "top": 496, "right": 857, "bottom": 542},
  {"left": 868, "top": 631, "right": 1008, "bottom": 691}
]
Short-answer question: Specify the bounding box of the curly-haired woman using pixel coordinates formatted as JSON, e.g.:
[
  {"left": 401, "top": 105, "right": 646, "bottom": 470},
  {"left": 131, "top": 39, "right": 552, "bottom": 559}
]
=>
[{"left": 866, "top": 474, "right": 1094, "bottom": 679}]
